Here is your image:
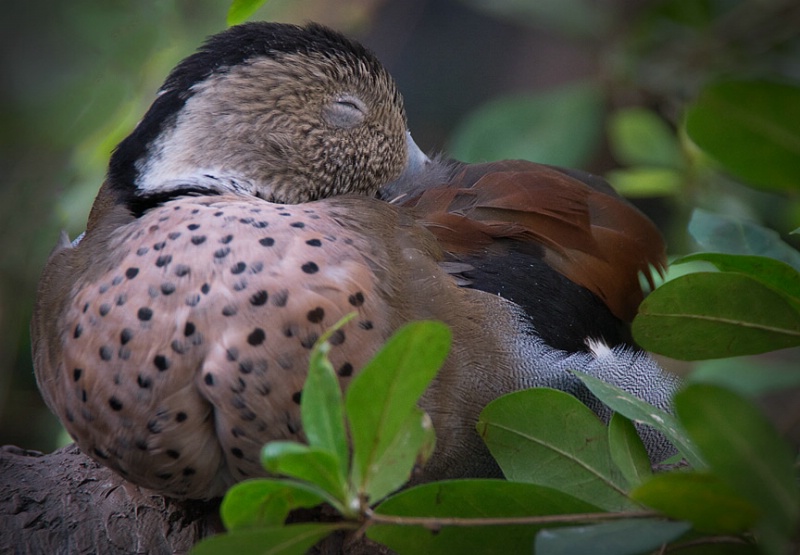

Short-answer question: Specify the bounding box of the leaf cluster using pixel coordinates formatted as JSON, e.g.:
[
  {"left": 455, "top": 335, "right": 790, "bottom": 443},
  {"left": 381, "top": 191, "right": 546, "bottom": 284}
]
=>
[{"left": 193, "top": 319, "right": 798, "bottom": 555}]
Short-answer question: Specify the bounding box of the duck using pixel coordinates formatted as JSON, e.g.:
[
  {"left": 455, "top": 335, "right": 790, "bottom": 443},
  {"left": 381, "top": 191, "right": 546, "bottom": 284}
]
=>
[{"left": 32, "top": 21, "right": 678, "bottom": 500}]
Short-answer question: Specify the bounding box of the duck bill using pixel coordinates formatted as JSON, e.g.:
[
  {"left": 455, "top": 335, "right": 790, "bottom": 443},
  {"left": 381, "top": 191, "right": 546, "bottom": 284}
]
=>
[
  {"left": 381, "top": 131, "right": 432, "bottom": 201},
  {"left": 403, "top": 130, "right": 431, "bottom": 178}
]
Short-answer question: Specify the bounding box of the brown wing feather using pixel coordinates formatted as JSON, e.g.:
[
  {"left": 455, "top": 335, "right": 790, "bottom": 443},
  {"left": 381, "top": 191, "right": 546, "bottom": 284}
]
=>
[{"left": 396, "top": 160, "right": 666, "bottom": 322}]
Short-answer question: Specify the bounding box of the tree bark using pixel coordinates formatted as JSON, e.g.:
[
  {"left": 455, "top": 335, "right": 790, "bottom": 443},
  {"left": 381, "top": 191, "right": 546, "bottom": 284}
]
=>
[
  {"left": 0, "top": 444, "right": 220, "bottom": 555},
  {"left": 0, "top": 444, "right": 391, "bottom": 555}
]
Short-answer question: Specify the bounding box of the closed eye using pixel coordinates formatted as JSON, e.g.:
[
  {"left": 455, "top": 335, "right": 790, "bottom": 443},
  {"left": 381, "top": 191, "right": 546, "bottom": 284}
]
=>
[
  {"left": 335, "top": 95, "right": 366, "bottom": 113},
  {"left": 323, "top": 94, "right": 367, "bottom": 128},
  {"left": 336, "top": 99, "right": 363, "bottom": 112}
]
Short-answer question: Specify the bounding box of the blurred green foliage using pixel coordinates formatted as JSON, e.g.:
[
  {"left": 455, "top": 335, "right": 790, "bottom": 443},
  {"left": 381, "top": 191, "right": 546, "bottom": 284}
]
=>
[
  {"left": 228, "top": 0, "right": 271, "bottom": 26},
  {"left": 1, "top": 0, "right": 231, "bottom": 451},
  {"left": 450, "top": 83, "right": 604, "bottom": 167},
  {"left": 685, "top": 80, "right": 800, "bottom": 193}
]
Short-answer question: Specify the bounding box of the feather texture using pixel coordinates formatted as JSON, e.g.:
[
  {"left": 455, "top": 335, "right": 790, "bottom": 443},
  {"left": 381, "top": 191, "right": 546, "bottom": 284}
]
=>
[{"left": 389, "top": 159, "right": 666, "bottom": 323}]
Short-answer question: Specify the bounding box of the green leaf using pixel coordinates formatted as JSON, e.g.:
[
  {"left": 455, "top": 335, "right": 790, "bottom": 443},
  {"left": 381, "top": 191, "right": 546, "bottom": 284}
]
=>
[
  {"left": 220, "top": 479, "right": 326, "bottom": 531},
  {"left": 631, "top": 472, "right": 760, "bottom": 534},
  {"left": 608, "top": 108, "right": 683, "bottom": 168},
  {"left": 685, "top": 80, "right": 800, "bottom": 192},
  {"left": 535, "top": 518, "right": 691, "bottom": 555},
  {"left": 346, "top": 321, "right": 450, "bottom": 503},
  {"left": 478, "top": 388, "right": 635, "bottom": 511},
  {"left": 688, "top": 209, "right": 800, "bottom": 271},
  {"left": 261, "top": 442, "right": 347, "bottom": 508},
  {"left": 303, "top": 324, "right": 350, "bottom": 481},
  {"left": 688, "top": 358, "right": 800, "bottom": 397},
  {"left": 369, "top": 479, "right": 600, "bottom": 555},
  {"left": 608, "top": 413, "right": 652, "bottom": 488},
  {"left": 449, "top": 84, "right": 604, "bottom": 168},
  {"left": 675, "top": 253, "right": 800, "bottom": 309},
  {"left": 633, "top": 272, "right": 800, "bottom": 359},
  {"left": 358, "top": 407, "right": 436, "bottom": 503},
  {"left": 605, "top": 167, "right": 683, "bottom": 197},
  {"left": 572, "top": 371, "right": 704, "bottom": 469},
  {"left": 191, "top": 523, "right": 341, "bottom": 555},
  {"left": 675, "top": 385, "right": 800, "bottom": 545},
  {"left": 227, "top": 0, "right": 269, "bottom": 26}
]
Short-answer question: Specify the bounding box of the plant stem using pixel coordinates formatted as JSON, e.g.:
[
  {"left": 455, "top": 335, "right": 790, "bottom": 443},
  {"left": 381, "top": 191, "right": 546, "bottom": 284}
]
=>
[{"left": 364, "top": 508, "right": 662, "bottom": 530}]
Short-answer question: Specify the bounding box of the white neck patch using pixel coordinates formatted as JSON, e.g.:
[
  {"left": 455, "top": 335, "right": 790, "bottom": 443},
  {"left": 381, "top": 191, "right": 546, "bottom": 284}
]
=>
[
  {"left": 137, "top": 166, "right": 259, "bottom": 197},
  {"left": 132, "top": 85, "right": 268, "bottom": 199},
  {"left": 133, "top": 130, "right": 264, "bottom": 198}
]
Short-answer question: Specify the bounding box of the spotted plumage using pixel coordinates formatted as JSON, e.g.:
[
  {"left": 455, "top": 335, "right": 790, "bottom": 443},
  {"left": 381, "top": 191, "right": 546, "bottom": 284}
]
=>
[
  {"left": 33, "top": 22, "right": 679, "bottom": 500},
  {"left": 57, "top": 195, "right": 407, "bottom": 496}
]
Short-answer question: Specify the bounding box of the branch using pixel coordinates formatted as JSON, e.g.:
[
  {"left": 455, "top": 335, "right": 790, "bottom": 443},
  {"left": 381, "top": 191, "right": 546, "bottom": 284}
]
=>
[
  {"left": 0, "top": 444, "right": 220, "bottom": 555},
  {"left": 0, "top": 444, "right": 390, "bottom": 555}
]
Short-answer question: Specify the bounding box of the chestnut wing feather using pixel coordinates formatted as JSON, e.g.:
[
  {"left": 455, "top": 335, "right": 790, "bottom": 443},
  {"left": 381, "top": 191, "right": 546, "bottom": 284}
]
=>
[{"left": 396, "top": 160, "right": 666, "bottom": 323}]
